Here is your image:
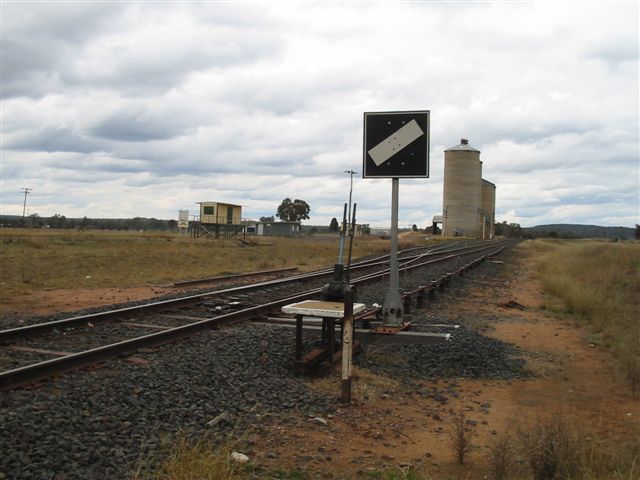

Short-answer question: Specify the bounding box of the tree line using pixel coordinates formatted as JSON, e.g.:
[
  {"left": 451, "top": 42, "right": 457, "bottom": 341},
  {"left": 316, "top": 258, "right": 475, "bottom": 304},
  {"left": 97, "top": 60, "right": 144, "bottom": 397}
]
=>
[
  {"left": 1, "top": 214, "right": 178, "bottom": 231},
  {"left": 0, "top": 197, "right": 312, "bottom": 232},
  {"left": 4, "top": 211, "right": 635, "bottom": 240}
]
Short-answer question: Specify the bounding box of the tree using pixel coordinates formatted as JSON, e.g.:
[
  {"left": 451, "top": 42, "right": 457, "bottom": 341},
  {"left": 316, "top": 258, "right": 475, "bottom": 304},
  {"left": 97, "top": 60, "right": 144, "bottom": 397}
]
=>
[
  {"left": 48, "top": 213, "right": 67, "bottom": 229},
  {"left": 27, "top": 213, "right": 43, "bottom": 228},
  {"left": 495, "top": 221, "right": 523, "bottom": 238},
  {"left": 260, "top": 216, "right": 275, "bottom": 223},
  {"left": 636, "top": 224, "right": 640, "bottom": 240},
  {"left": 329, "top": 217, "right": 339, "bottom": 232},
  {"left": 276, "top": 198, "right": 310, "bottom": 223},
  {"left": 412, "top": 224, "right": 418, "bottom": 232}
]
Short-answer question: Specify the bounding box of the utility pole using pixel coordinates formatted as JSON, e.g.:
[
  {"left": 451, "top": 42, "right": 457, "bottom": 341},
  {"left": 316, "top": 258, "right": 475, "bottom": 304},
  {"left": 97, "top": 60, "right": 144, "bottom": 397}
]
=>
[{"left": 21, "top": 187, "right": 32, "bottom": 221}]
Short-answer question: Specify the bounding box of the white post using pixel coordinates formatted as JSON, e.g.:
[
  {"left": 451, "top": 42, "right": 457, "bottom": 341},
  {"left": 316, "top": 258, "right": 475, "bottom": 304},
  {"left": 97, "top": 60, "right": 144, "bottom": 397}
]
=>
[{"left": 341, "top": 288, "right": 354, "bottom": 403}]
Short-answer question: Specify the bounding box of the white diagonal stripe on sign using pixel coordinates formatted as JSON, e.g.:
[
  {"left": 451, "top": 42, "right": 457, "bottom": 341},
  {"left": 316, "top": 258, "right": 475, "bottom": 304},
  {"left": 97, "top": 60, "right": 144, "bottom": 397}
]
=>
[{"left": 368, "top": 119, "right": 424, "bottom": 166}]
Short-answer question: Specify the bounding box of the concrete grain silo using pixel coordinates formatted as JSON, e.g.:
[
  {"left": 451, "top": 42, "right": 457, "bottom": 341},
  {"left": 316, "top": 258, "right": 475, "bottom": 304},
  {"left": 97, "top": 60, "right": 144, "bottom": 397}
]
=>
[
  {"left": 481, "top": 179, "right": 496, "bottom": 239},
  {"left": 442, "top": 139, "right": 483, "bottom": 237}
]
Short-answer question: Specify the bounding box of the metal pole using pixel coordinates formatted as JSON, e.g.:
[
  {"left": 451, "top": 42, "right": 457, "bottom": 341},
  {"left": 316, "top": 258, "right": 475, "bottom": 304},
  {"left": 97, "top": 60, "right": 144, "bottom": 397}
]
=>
[
  {"left": 338, "top": 203, "right": 347, "bottom": 264},
  {"left": 382, "top": 178, "right": 403, "bottom": 326},
  {"left": 345, "top": 170, "right": 356, "bottom": 232},
  {"left": 339, "top": 170, "right": 357, "bottom": 265},
  {"left": 389, "top": 178, "right": 399, "bottom": 294},
  {"left": 346, "top": 203, "right": 357, "bottom": 283}
]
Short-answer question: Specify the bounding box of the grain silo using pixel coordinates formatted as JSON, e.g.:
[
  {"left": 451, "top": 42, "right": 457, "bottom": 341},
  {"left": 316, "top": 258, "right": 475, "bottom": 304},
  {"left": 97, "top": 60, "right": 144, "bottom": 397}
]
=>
[
  {"left": 442, "top": 139, "right": 483, "bottom": 237},
  {"left": 481, "top": 179, "right": 496, "bottom": 239}
]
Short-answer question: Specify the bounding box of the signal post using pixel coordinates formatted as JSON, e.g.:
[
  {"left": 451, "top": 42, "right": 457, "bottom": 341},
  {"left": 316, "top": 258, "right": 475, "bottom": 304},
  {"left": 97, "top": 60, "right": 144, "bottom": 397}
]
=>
[{"left": 362, "top": 110, "right": 430, "bottom": 326}]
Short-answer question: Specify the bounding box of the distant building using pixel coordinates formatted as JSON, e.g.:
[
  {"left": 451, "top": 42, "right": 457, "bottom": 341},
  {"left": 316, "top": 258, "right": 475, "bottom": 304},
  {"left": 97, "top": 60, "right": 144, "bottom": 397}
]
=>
[
  {"left": 432, "top": 215, "right": 443, "bottom": 234},
  {"left": 442, "top": 139, "right": 496, "bottom": 239},
  {"left": 369, "top": 227, "right": 391, "bottom": 238},
  {"left": 481, "top": 180, "right": 496, "bottom": 239},
  {"left": 192, "top": 201, "right": 244, "bottom": 239},
  {"left": 197, "top": 202, "right": 242, "bottom": 225},
  {"left": 255, "top": 221, "right": 301, "bottom": 236}
]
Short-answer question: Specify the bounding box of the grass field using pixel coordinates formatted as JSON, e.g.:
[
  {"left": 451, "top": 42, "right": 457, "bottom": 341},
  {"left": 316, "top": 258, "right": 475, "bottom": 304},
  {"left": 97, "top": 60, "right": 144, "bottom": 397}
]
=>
[
  {"left": 0, "top": 228, "right": 433, "bottom": 305},
  {"left": 522, "top": 239, "right": 640, "bottom": 394}
]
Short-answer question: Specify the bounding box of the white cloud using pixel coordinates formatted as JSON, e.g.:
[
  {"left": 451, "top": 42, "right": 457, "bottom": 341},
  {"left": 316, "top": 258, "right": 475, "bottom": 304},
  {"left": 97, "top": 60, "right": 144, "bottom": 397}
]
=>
[{"left": 1, "top": 2, "right": 638, "bottom": 227}]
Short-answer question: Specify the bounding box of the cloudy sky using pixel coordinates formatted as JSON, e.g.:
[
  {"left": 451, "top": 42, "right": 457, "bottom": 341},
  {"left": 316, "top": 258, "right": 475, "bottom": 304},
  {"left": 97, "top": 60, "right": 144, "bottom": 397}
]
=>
[{"left": 1, "top": 1, "right": 638, "bottom": 228}]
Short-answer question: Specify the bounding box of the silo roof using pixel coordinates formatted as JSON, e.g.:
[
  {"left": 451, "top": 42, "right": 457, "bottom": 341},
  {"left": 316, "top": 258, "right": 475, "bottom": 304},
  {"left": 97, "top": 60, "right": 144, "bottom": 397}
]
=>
[
  {"left": 482, "top": 179, "right": 496, "bottom": 187},
  {"left": 445, "top": 138, "right": 480, "bottom": 152}
]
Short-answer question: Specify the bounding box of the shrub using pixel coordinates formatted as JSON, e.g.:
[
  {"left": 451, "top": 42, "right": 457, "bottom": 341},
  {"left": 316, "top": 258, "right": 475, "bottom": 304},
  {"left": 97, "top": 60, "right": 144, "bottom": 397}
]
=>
[
  {"left": 488, "top": 433, "right": 513, "bottom": 480},
  {"left": 449, "top": 403, "right": 474, "bottom": 465},
  {"left": 518, "top": 417, "right": 580, "bottom": 480}
]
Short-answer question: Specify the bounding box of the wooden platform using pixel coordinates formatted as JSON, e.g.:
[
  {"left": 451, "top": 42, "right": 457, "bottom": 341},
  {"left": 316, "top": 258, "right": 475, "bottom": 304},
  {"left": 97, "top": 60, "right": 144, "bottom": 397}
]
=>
[{"left": 282, "top": 300, "right": 366, "bottom": 318}]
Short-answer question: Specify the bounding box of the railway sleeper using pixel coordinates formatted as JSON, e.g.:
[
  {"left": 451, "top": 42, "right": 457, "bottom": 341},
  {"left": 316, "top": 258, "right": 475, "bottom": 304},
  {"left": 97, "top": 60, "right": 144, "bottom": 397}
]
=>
[
  {"left": 402, "top": 258, "right": 481, "bottom": 314},
  {"left": 295, "top": 341, "right": 362, "bottom": 373}
]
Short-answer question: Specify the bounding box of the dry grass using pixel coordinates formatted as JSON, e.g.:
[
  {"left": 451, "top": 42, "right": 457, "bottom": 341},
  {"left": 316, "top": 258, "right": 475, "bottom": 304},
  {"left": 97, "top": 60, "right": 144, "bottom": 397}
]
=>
[
  {"left": 358, "top": 468, "right": 434, "bottom": 479},
  {"left": 497, "top": 416, "right": 640, "bottom": 480},
  {"left": 518, "top": 416, "right": 580, "bottom": 480},
  {"left": 133, "top": 433, "right": 249, "bottom": 480},
  {"left": 0, "top": 228, "right": 431, "bottom": 305},
  {"left": 488, "top": 432, "right": 513, "bottom": 480},
  {"left": 306, "top": 365, "right": 402, "bottom": 401},
  {"left": 520, "top": 239, "right": 640, "bottom": 394}
]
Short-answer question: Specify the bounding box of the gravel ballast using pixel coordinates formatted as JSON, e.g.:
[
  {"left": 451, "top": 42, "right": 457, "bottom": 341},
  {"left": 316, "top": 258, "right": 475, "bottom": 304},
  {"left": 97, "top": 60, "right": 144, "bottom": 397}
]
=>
[{"left": 0, "top": 245, "right": 528, "bottom": 479}]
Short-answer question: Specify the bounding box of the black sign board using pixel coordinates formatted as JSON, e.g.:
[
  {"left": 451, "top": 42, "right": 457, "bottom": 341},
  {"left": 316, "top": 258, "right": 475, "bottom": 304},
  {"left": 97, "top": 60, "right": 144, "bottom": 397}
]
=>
[{"left": 362, "top": 110, "right": 430, "bottom": 178}]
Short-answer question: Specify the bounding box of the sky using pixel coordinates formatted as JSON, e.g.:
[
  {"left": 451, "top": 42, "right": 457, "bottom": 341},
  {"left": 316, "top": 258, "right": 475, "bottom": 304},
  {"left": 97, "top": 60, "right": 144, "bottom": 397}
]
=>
[{"left": 1, "top": 1, "right": 638, "bottom": 228}]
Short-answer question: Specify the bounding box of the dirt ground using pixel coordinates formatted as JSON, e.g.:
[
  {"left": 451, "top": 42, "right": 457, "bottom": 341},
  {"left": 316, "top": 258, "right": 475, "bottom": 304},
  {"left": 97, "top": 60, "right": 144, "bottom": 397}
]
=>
[
  {"left": 1, "top": 287, "right": 170, "bottom": 319},
  {"left": 0, "top": 274, "right": 289, "bottom": 321},
  {"left": 2, "top": 251, "right": 638, "bottom": 478},
  {"left": 246, "top": 255, "right": 639, "bottom": 478}
]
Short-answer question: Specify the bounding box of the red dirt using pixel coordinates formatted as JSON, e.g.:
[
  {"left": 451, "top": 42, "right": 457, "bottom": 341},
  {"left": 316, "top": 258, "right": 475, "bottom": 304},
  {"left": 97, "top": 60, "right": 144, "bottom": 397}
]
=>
[
  {"left": 1, "top": 287, "right": 171, "bottom": 319},
  {"left": 245, "top": 255, "right": 639, "bottom": 478}
]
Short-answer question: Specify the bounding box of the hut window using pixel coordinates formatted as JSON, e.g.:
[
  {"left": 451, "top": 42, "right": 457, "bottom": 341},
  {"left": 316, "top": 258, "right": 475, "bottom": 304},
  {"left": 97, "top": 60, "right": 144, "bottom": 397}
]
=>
[{"left": 203, "top": 206, "right": 214, "bottom": 215}]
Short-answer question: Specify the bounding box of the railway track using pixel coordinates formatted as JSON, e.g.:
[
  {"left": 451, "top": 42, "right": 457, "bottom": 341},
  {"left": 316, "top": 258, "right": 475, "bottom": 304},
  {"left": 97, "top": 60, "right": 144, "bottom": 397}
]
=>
[{"left": 0, "top": 240, "right": 505, "bottom": 390}]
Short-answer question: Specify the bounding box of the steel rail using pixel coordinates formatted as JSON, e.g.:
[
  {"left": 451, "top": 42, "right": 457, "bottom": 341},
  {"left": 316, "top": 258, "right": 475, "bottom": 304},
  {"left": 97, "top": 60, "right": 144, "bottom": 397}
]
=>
[
  {"left": 350, "top": 243, "right": 504, "bottom": 285},
  {"left": 172, "top": 267, "right": 299, "bottom": 287},
  {"left": 0, "top": 291, "right": 317, "bottom": 390},
  {"left": 345, "top": 239, "right": 481, "bottom": 267},
  {"left": 0, "top": 241, "right": 499, "bottom": 342},
  {"left": 0, "top": 242, "right": 505, "bottom": 390}
]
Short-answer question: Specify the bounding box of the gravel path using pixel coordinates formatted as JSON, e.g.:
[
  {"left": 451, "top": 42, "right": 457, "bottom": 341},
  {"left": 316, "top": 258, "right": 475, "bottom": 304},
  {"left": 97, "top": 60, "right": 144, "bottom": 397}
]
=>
[{"left": 0, "top": 244, "right": 526, "bottom": 479}]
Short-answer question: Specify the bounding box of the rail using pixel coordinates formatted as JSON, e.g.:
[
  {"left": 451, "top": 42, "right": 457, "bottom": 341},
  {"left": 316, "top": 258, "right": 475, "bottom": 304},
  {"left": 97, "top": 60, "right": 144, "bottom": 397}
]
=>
[{"left": 0, "top": 241, "right": 506, "bottom": 390}]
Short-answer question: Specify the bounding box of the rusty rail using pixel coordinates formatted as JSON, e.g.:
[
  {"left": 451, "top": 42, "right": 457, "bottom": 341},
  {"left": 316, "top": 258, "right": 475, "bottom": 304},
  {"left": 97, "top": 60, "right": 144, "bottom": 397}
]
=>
[
  {"left": 0, "top": 241, "right": 500, "bottom": 342},
  {"left": 0, "top": 242, "right": 505, "bottom": 390},
  {"left": 172, "top": 267, "right": 298, "bottom": 287}
]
